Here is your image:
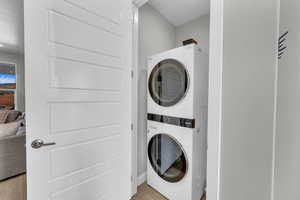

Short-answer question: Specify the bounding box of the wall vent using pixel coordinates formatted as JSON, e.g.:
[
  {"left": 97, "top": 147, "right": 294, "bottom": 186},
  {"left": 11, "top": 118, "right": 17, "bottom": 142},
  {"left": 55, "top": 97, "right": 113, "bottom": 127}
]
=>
[{"left": 278, "top": 30, "right": 288, "bottom": 59}]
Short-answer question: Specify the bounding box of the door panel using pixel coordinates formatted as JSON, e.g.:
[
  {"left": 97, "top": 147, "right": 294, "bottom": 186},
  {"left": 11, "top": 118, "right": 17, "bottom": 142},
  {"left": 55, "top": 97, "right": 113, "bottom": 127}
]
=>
[
  {"left": 48, "top": 11, "right": 122, "bottom": 57},
  {"left": 50, "top": 103, "right": 120, "bottom": 133},
  {"left": 25, "top": 0, "right": 132, "bottom": 199},
  {"left": 50, "top": 135, "right": 120, "bottom": 178},
  {"left": 50, "top": 58, "right": 122, "bottom": 90},
  {"left": 65, "top": 0, "right": 122, "bottom": 24}
]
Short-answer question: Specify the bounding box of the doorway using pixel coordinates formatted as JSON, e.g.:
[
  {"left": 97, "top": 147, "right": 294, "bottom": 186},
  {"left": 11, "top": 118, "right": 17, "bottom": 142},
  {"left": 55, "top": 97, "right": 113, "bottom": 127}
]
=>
[
  {"left": 131, "top": 0, "right": 210, "bottom": 199},
  {"left": 0, "top": 0, "right": 26, "bottom": 199}
]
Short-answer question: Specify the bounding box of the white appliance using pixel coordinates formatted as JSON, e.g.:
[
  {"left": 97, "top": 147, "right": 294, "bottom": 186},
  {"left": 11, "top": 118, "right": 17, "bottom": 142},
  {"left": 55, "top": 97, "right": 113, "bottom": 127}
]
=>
[
  {"left": 147, "top": 119, "right": 207, "bottom": 200},
  {"left": 147, "top": 44, "right": 208, "bottom": 121}
]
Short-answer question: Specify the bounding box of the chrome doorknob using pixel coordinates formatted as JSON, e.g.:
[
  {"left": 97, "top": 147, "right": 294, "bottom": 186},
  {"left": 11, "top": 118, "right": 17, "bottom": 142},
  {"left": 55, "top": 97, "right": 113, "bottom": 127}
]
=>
[{"left": 31, "top": 139, "right": 56, "bottom": 149}]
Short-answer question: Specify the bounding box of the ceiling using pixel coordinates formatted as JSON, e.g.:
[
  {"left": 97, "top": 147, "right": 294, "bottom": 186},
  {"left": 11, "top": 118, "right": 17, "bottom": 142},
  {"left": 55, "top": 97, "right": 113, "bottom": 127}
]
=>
[
  {"left": 0, "top": 0, "right": 209, "bottom": 54},
  {"left": 0, "top": 0, "right": 24, "bottom": 55},
  {"left": 148, "top": 0, "right": 210, "bottom": 26}
]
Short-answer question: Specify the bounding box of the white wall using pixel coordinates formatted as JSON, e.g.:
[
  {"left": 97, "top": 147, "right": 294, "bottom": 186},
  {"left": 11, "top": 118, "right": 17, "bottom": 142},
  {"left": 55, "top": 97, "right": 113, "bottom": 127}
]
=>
[
  {"left": 175, "top": 15, "right": 210, "bottom": 53},
  {"left": 0, "top": 51, "right": 25, "bottom": 111},
  {"left": 137, "top": 4, "right": 176, "bottom": 178},
  {"left": 0, "top": 0, "right": 24, "bottom": 54},
  {"left": 274, "top": 1, "right": 300, "bottom": 199},
  {"left": 0, "top": 0, "right": 24, "bottom": 111},
  {"left": 208, "top": 0, "right": 279, "bottom": 199}
]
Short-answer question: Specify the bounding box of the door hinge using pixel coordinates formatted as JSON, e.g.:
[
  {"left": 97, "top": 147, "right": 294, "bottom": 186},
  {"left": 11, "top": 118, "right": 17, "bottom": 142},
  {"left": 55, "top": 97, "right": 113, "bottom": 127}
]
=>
[
  {"left": 131, "top": 70, "right": 134, "bottom": 78},
  {"left": 131, "top": 123, "right": 134, "bottom": 131}
]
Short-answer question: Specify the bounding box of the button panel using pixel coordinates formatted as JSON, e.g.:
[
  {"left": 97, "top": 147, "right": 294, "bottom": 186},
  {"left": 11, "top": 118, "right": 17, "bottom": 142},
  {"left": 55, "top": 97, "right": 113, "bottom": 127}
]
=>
[{"left": 147, "top": 113, "right": 195, "bottom": 128}]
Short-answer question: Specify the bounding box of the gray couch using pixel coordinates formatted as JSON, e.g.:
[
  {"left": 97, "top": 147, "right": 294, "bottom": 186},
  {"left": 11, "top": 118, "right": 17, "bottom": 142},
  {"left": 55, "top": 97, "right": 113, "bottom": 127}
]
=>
[{"left": 0, "top": 135, "right": 26, "bottom": 181}]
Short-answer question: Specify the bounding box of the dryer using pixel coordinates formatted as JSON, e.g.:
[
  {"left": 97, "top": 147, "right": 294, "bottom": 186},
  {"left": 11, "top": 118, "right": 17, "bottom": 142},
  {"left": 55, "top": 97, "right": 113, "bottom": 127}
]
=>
[
  {"left": 147, "top": 44, "right": 208, "bottom": 123},
  {"left": 147, "top": 119, "right": 207, "bottom": 200}
]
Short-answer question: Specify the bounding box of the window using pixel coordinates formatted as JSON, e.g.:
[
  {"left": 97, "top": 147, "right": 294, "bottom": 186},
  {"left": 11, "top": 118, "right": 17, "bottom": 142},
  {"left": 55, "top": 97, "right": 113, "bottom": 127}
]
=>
[{"left": 0, "top": 62, "right": 16, "bottom": 110}]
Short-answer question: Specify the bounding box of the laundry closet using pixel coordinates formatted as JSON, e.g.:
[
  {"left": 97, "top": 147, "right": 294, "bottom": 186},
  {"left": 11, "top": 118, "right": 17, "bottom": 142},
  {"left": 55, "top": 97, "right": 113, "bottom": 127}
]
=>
[
  {"left": 133, "top": 1, "right": 210, "bottom": 199},
  {"left": 0, "top": 0, "right": 291, "bottom": 199}
]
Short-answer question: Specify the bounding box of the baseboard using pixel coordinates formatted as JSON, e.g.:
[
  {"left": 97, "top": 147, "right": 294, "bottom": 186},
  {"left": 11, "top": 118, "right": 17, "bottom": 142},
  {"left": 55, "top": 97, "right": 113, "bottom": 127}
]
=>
[{"left": 138, "top": 172, "right": 147, "bottom": 186}]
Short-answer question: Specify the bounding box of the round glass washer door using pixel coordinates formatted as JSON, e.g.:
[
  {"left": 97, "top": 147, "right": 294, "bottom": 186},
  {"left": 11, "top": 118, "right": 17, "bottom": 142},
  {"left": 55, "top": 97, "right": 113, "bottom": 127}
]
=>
[
  {"left": 148, "top": 59, "right": 189, "bottom": 107},
  {"left": 148, "top": 134, "right": 187, "bottom": 183}
]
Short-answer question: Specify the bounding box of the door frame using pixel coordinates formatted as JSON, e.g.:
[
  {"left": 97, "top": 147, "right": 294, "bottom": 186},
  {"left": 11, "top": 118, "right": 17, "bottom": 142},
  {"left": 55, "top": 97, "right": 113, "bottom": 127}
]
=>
[
  {"left": 131, "top": 0, "right": 148, "bottom": 196},
  {"left": 131, "top": 1, "right": 223, "bottom": 199},
  {"left": 206, "top": 0, "right": 223, "bottom": 199},
  {"left": 131, "top": 2, "right": 140, "bottom": 196}
]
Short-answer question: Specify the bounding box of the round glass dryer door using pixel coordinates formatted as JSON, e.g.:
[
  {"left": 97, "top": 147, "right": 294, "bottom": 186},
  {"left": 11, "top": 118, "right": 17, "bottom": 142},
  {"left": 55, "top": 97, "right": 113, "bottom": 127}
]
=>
[
  {"left": 148, "top": 134, "right": 187, "bottom": 183},
  {"left": 148, "top": 59, "right": 188, "bottom": 107}
]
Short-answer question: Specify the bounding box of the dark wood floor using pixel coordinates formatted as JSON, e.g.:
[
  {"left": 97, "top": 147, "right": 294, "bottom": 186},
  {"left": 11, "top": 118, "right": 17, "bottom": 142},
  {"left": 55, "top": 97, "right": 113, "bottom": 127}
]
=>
[{"left": 132, "top": 183, "right": 206, "bottom": 200}]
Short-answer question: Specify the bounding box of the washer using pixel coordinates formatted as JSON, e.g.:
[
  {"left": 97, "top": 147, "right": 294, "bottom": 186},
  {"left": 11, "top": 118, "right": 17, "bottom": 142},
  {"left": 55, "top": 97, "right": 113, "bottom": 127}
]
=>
[
  {"left": 147, "top": 44, "right": 208, "bottom": 122},
  {"left": 147, "top": 120, "right": 207, "bottom": 200}
]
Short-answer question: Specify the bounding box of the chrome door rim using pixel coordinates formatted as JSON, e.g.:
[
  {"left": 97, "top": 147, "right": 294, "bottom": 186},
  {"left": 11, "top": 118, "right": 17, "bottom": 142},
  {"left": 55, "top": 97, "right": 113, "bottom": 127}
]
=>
[
  {"left": 147, "top": 133, "right": 189, "bottom": 183},
  {"left": 148, "top": 59, "right": 190, "bottom": 107}
]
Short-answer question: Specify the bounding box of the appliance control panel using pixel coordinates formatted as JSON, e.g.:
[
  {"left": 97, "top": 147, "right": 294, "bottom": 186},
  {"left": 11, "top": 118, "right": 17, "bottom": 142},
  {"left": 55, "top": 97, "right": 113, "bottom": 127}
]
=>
[{"left": 147, "top": 113, "right": 195, "bottom": 128}]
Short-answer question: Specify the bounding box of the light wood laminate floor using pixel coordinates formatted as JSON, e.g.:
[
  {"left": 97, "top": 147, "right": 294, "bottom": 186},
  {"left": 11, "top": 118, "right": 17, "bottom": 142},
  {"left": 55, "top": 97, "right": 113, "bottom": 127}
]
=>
[
  {"left": 132, "top": 183, "right": 206, "bottom": 200},
  {"left": 0, "top": 176, "right": 206, "bottom": 200},
  {"left": 0, "top": 174, "right": 26, "bottom": 200}
]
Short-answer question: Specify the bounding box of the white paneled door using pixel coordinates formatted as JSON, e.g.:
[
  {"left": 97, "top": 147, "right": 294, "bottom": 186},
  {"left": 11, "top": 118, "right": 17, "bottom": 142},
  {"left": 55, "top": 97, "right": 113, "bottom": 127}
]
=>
[{"left": 24, "top": 0, "right": 132, "bottom": 199}]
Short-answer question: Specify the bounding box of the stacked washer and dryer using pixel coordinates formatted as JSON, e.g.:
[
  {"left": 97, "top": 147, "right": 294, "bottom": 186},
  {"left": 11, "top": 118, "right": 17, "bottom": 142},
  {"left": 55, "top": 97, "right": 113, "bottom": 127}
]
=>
[{"left": 147, "top": 44, "right": 208, "bottom": 200}]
